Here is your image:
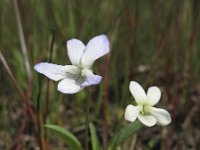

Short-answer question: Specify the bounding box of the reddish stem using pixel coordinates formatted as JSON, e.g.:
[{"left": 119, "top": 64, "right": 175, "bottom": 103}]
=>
[{"left": 102, "top": 54, "right": 110, "bottom": 148}]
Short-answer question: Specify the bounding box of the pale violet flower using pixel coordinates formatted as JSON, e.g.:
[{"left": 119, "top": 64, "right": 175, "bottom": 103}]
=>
[
  {"left": 125, "top": 81, "right": 171, "bottom": 127},
  {"left": 34, "top": 35, "right": 110, "bottom": 94}
]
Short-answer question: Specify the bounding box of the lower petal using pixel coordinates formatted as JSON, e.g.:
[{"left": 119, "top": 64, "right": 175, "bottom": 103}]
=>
[
  {"left": 57, "top": 79, "right": 83, "bottom": 94},
  {"left": 81, "top": 69, "right": 102, "bottom": 87},
  {"left": 124, "top": 105, "right": 140, "bottom": 122},
  {"left": 151, "top": 107, "right": 171, "bottom": 126},
  {"left": 138, "top": 114, "right": 156, "bottom": 127}
]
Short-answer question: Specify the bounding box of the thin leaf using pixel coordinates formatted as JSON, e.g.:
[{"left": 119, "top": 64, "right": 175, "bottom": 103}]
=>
[
  {"left": 108, "top": 121, "right": 143, "bottom": 150},
  {"left": 45, "top": 124, "right": 83, "bottom": 150},
  {"left": 89, "top": 122, "right": 100, "bottom": 150}
]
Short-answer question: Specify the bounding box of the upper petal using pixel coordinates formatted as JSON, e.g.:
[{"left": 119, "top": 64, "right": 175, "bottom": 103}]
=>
[
  {"left": 80, "top": 69, "right": 102, "bottom": 87},
  {"left": 81, "top": 35, "right": 110, "bottom": 68},
  {"left": 138, "top": 114, "right": 156, "bottom": 127},
  {"left": 151, "top": 107, "right": 171, "bottom": 126},
  {"left": 67, "top": 39, "right": 85, "bottom": 66},
  {"left": 57, "top": 78, "right": 83, "bottom": 94},
  {"left": 147, "top": 86, "right": 161, "bottom": 106},
  {"left": 34, "top": 62, "right": 66, "bottom": 81},
  {"left": 129, "top": 81, "right": 147, "bottom": 104},
  {"left": 124, "top": 104, "right": 140, "bottom": 122}
]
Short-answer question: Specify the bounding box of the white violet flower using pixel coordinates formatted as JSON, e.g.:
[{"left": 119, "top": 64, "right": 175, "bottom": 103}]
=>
[
  {"left": 34, "top": 35, "right": 110, "bottom": 94},
  {"left": 125, "top": 81, "right": 171, "bottom": 127}
]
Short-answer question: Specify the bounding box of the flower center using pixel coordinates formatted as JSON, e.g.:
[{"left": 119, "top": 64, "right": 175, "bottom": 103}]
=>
[
  {"left": 139, "top": 105, "right": 152, "bottom": 115},
  {"left": 65, "top": 69, "right": 86, "bottom": 85}
]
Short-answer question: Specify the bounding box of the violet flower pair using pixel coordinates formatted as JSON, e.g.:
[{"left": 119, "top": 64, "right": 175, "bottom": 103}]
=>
[{"left": 34, "top": 34, "right": 171, "bottom": 127}]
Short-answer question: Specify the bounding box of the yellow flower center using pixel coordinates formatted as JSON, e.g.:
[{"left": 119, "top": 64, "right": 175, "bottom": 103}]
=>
[{"left": 138, "top": 105, "right": 152, "bottom": 115}]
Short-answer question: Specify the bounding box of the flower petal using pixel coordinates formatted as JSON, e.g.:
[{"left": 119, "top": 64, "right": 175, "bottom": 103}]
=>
[
  {"left": 124, "top": 105, "right": 140, "bottom": 122},
  {"left": 147, "top": 86, "right": 161, "bottom": 106},
  {"left": 138, "top": 114, "right": 157, "bottom": 127},
  {"left": 81, "top": 35, "right": 110, "bottom": 68},
  {"left": 129, "top": 81, "right": 147, "bottom": 104},
  {"left": 80, "top": 69, "right": 102, "bottom": 87},
  {"left": 67, "top": 39, "right": 85, "bottom": 66},
  {"left": 57, "top": 78, "right": 83, "bottom": 94},
  {"left": 34, "top": 62, "right": 66, "bottom": 81},
  {"left": 151, "top": 107, "right": 171, "bottom": 126}
]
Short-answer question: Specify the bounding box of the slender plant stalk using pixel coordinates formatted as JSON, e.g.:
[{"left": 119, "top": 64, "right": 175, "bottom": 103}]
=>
[
  {"left": 46, "top": 0, "right": 65, "bottom": 43},
  {"left": 44, "top": 28, "right": 56, "bottom": 123},
  {"left": 102, "top": 54, "right": 110, "bottom": 148},
  {"left": 43, "top": 29, "right": 56, "bottom": 150},
  {"left": 85, "top": 93, "right": 90, "bottom": 150},
  {"left": 12, "top": 0, "right": 32, "bottom": 87},
  {"left": 36, "top": 75, "right": 44, "bottom": 150}
]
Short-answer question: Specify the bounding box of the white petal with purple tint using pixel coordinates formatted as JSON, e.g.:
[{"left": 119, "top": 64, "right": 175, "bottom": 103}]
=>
[
  {"left": 80, "top": 69, "right": 102, "bottom": 87},
  {"left": 67, "top": 39, "right": 85, "bottom": 66},
  {"left": 34, "top": 63, "right": 66, "bottom": 81},
  {"left": 81, "top": 35, "right": 110, "bottom": 68},
  {"left": 57, "top": 78, "right": 83, "bottom": 94}
]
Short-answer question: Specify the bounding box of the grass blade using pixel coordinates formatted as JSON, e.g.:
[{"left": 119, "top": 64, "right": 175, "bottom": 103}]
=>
[
  {"left": 45, "top": 124, "right": 83, "bottom": 150},
  {"left": 108, "top": 121, "right": 143, "bottom": 150},
  {"left": 89, "top": 123, "right": 100, "bottom": 150},
  {"left": 12, "top": 0, "right": 32, "bottom": 85}
]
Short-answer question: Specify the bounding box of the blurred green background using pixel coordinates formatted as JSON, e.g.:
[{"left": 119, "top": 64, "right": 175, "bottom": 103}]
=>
[{"left": 0, "top": 0, "right": 200, "bottom": 149}]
